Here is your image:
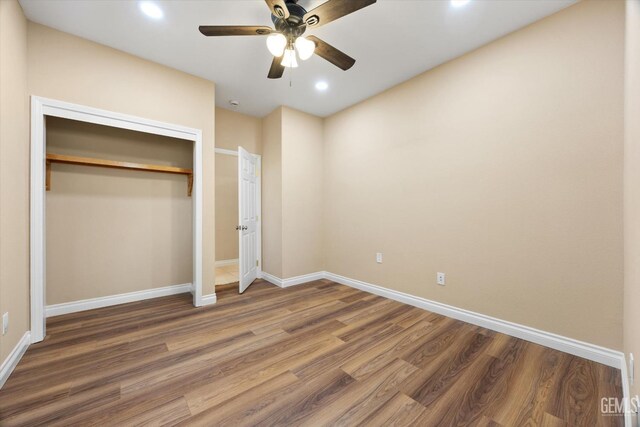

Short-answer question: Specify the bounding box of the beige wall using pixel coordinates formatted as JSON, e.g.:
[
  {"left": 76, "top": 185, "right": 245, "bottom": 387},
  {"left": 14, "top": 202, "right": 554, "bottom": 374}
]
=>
[
  {"left": 282, "top": 107, "right": 324, "bottom": 277},
  {"left": 323, "top": 0, "right": 624, "bottom": 349},
  {"left": 262, "top": 108, "right": 283, "bottom": 277},
  {"left": 215, "top": 154, "right": 238, "bottom": 261},
  {"left": 260, "top": 106, "right": 324, "bottom": 279},
  {"left": 45, "top": 118, "right": 193, "bottom": 304},
  {"left": 0, "top": 0, "right": 29, "bottom": 363},
  {"left": 215, "top": 107, "right": 262, "bottom": 154},
  {"left": 28, "top": 23, "right": 217, "bottom": 295},
  {"left": 625, "top": 0, "right": 640, "bottom": 401},
  {"left": 214, "top": 107, "right": 262, "bottom": 263}
]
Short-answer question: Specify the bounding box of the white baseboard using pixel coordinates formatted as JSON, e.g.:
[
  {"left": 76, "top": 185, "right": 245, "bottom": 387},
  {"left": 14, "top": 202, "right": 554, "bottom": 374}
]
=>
[
  {"left": 215, "top": 259, "right": 238, "bottom": 267},
  {"left": 324, "top": 271, "right": 624, "bottom": 369},
  {"left": 0, "top": 331, "right": 31, "bottom": 389},
  {"left": 201, "top": 293, "right": 217, "bottom": 306},
  {"left": 260, "top": 271, "right": 325, "bottom": 288},
  {"left": 46, "top": 283, "right": 193, "bottom": 317},
  {"left": 259, "top": 271, "right": 281, "bottom": 286}
]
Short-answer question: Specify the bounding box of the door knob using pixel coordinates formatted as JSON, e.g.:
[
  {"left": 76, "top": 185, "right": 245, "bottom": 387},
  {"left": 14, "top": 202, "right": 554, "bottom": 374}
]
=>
[{"left": 242, "top": 226, "right": 248, "bottom": 230}]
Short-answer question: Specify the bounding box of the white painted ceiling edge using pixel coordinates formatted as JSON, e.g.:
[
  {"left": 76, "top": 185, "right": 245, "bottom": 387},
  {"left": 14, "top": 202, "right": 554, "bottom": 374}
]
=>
[{"left": 19, "top": 0, "right": 577, "bottom": 117}]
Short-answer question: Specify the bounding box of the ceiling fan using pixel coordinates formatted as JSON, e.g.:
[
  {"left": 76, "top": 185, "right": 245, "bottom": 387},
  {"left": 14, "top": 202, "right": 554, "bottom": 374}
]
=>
[{"left": 198, "top": 0, "right": 377, "bottom": 79}]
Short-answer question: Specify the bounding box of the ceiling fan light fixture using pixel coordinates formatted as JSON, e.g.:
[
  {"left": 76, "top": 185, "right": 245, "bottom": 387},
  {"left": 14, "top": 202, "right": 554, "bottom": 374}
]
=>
[
  {"left": 281, "top": 48, "right": 298, "bottom": 68},
  {"left": 294, "top": 36, "right": 315, "bottom": 61},
  {"left": 266, "top": 33, "right": 287, "bottom": 57}
]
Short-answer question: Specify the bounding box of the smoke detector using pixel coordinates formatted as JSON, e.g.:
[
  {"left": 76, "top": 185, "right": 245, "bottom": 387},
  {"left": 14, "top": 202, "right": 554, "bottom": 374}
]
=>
[{"left": 229, "top": 100, "right": 240, "bottom": 108}]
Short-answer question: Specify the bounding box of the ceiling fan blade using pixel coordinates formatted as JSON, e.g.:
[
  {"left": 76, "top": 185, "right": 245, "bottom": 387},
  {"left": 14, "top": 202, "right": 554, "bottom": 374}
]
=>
[
  {"left": 304, "top": 0, "right": 376, "bottom": 28},
  {"left": 268, "top": 55, "right": 285, "bottom": 79},
  {"left": 307, "top": 36, "right": 355, "bottom": 71},
  {"left": 198, "top": 26, "right": 273, "bottom": 37},
  {"left": 265, "top": 0, "right": 290, "bottom": 19}
]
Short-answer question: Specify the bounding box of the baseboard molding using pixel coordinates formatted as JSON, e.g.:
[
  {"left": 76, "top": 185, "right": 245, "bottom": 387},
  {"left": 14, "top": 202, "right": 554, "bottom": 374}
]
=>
[
  {"left": 259, "top": 271, "right": 281, "bottom": 287},
  {"left": 215, "top": 259, "right": 238, "bottom": 267},
  {"left": 46, "top": 283, "right": 193, "bottom": 317},
  {"left": 260, "top": 271, "right": 325, "bottom": 288},
  {"left": 200, "top": 293, "right": 217, "bottom": 306},
  {"left": 323, "top": 272, "right": 624, "bottom": 369},
  {"left": 0, "top": 331, "right": 31, "bottom": 389}
]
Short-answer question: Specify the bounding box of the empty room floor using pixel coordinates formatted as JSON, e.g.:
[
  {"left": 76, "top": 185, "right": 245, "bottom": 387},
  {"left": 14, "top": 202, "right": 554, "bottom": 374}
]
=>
[{"left": 0, "top": 280, "right": 622, "bottom": 426}]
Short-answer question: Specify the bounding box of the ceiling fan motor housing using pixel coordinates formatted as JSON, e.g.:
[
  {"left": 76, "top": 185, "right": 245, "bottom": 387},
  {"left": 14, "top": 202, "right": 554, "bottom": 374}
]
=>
[{"left": 272, "top": 1, "right": 308, "bottom": 38}]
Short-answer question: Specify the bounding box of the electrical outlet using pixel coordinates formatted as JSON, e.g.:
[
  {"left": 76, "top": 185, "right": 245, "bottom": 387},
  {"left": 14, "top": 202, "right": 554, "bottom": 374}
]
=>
[
  {"left": 376, "top": 253, "right": 383, "bottom": 263},
  {"left": 437, "top": 272, "right": 446, "bottom": 286},
  {"left": 2, "top": 312, "right": 8, "bottom": 335}
]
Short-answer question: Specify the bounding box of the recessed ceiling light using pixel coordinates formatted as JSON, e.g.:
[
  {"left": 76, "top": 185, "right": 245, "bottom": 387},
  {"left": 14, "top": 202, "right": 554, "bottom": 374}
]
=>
[
  {"left": 315, "top": 81, "right": 329, "bottom": 91},
  {"left": 451, "top": 0, "right": 471, "bottom": 8},
  {"left": 139, "top": 1, "right": 164, "bottom": 19}
]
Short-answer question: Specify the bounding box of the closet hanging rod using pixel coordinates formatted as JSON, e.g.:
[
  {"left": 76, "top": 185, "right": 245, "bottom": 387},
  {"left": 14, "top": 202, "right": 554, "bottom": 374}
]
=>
[{"left": 45, "top": 153, "right": 193, "bottom": 196}]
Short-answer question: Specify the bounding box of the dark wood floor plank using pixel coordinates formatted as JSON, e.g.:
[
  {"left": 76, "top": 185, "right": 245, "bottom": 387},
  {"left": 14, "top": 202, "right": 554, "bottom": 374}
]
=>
[
  {"left": 357, "top": 391, "right": 427, "bottom": 426},
  {"left": 401, "top": 329, "right": 494, "bottom": 408},
  {"left": 184, "top": 333, "right": 345, "bottom": 415},
  {"left": 488, "top": 343, "right": 562, "bottom": 426},
  {"left": 299, "top": 358, "right": 419, "bottom": 426},
  {"left": 246, "top": 368, "right": 356, "bottom": 426},
  {"left": 341, "top": 320, "right": 433, "bottom": 380},
  {"left": 177, "top": 371, "right": 303, "bottom": 426},
  {"left": 417, "top": 336, "right": 528, "bottom": 426}
]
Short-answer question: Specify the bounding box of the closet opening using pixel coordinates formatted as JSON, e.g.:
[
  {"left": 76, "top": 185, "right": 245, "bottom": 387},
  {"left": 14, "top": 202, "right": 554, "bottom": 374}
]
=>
[{"left": 30, "top": 97, "right": 204, "bottom": 343}]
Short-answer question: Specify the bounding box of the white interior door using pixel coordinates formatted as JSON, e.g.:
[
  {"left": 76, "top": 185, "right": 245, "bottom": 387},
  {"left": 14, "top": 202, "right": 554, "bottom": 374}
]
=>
[{"left": 238, "top": 146, "right": 258, "bottom": 293}]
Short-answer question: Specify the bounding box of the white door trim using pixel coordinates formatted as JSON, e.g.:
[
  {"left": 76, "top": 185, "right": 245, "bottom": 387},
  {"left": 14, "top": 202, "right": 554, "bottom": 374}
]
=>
[
  {"left": 256, "top": 155, "right": 262, "bottom": 279},
  {"left": 30, "top": 96, "right": 205, "bottom": 343}
]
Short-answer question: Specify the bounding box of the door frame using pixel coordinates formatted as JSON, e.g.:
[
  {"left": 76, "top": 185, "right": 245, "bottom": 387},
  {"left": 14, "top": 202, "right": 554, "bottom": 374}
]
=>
[
  {"left": 30, "top": 96, "right": 205, "bottom": 343},
  {"left": 214, "top": 147, "right": 262, "bottom": 280}
]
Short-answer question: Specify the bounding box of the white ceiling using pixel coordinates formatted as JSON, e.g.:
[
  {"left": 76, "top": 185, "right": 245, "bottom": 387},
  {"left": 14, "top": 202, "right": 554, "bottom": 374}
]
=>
[{"left": 19, "top": 0, "right": 576, "bottom": 117}]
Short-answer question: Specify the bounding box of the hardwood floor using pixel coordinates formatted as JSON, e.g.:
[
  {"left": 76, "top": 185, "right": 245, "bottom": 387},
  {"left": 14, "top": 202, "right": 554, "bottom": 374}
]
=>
[{"left": 0, "top": 279, "right": 623, "bottom": 426}]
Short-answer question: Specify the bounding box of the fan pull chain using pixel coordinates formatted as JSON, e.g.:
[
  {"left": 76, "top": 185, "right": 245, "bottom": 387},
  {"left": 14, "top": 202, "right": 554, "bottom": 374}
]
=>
[{"left": 289, "top": 66, "right": 293, "bottom": 88}]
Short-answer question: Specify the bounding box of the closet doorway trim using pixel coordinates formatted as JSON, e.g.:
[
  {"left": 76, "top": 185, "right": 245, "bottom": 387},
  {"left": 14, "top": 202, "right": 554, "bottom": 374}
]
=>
[{"left": 30, "top": 96, "right": 205, "bottom": 343}]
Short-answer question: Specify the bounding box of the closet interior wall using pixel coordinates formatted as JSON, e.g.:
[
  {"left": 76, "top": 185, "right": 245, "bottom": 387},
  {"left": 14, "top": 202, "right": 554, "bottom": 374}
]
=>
[{"left": 45, "top": 117, "right": 194, "bottom": 305}]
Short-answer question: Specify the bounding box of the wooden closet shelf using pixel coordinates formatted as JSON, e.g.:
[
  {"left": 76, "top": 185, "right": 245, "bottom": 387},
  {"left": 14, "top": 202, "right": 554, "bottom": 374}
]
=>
[{"left": 45, "top": 153, "right": 194, "bottom": 196}]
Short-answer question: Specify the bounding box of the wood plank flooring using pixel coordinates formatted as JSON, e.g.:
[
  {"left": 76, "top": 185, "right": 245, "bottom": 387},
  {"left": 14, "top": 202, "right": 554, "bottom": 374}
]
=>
[{"left": 0, "top": 279, "right": 623, "bottom": 426}]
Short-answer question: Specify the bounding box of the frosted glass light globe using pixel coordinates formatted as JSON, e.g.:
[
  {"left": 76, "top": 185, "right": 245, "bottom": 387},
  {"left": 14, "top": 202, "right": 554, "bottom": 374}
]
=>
[
  {"left": 266, "top": 33, "right": 287, "bottom": 57},
  {"left": 295, "top": 36, "right": 315, "bottom": 61},
  {"left": 281, "top": 48, "right": 299, "bottom": 68}
]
